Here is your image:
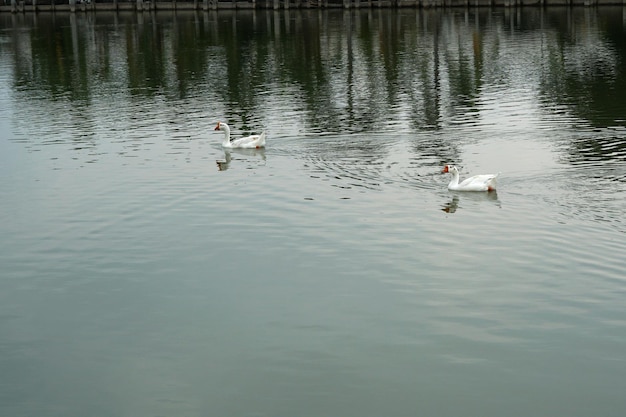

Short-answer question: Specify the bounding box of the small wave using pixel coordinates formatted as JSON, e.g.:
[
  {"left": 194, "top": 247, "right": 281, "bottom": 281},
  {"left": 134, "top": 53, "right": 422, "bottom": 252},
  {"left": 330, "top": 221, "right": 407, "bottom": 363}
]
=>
[{"left": 295, "top": 133, "right": 452, "bottom": 193}]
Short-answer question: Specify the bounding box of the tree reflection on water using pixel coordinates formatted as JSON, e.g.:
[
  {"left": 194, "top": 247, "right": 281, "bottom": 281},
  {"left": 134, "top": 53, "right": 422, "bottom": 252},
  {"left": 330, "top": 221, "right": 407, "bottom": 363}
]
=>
[{"left": 1, "top": 7, "right": 624, "bottom": 154}]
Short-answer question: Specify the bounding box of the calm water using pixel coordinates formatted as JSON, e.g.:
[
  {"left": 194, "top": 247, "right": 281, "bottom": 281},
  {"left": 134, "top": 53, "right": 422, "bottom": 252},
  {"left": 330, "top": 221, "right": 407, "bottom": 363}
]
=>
[{"left": 1, "top": 7, "right": 626, "bottom": 417}]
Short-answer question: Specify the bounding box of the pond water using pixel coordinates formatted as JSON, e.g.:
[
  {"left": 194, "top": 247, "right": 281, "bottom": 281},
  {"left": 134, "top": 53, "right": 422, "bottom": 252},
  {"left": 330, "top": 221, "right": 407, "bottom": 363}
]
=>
[{"left": 1, "top": 7, "right": 625, "bottom": 417}]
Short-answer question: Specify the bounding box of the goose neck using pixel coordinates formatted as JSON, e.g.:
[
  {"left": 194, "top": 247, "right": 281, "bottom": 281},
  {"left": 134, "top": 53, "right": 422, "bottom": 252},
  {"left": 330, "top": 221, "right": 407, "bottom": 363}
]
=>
[{"left": 221, "top": 125, "right": 231, "bottom": 146}]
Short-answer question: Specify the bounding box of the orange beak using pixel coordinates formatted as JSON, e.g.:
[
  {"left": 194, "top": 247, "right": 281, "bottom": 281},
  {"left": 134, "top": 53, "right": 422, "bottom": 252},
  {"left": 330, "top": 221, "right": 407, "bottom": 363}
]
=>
[
  {"left": 214, "top": 122, "right": 221, "bottom": 131},
  {"left": 442, "top": 165, "right": 449, "bottom": 173}
]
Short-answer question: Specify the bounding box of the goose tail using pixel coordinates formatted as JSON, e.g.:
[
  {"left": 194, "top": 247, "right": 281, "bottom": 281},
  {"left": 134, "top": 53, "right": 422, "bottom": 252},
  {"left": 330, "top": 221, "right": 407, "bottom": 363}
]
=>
[{"left": 487, "top": 172, "right": 500, "bottom": 191}]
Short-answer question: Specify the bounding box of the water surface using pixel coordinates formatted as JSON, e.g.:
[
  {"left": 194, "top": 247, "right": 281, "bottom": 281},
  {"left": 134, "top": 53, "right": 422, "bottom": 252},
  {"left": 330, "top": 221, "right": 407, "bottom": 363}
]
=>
[{"left": 1, "top": 7, "right": 625, "bottom": 417}]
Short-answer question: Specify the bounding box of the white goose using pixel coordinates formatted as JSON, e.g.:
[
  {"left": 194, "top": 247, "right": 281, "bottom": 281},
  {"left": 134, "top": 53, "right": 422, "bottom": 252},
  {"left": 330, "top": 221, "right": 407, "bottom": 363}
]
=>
[
  {"left": 214, "top": 121, "right": 266, "bottom": 149},
  {"left": 442, "top": 164, "right": 499, "bottom": 192}
]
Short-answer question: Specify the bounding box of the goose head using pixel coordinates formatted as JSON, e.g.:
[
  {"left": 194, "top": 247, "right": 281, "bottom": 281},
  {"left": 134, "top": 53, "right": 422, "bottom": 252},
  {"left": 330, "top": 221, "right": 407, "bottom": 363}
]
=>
[
  {"left": 442, "top": 164, "right": 459, "bottom": 174},
  {"left": 214, "top": 121, "right": 229, "bottom": 131}
]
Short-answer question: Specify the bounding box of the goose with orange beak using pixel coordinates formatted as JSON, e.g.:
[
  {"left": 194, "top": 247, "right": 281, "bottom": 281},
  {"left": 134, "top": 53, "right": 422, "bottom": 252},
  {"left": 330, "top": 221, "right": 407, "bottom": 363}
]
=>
[{"left": 214, "top": 121, "right": 266, "bottom": 149}]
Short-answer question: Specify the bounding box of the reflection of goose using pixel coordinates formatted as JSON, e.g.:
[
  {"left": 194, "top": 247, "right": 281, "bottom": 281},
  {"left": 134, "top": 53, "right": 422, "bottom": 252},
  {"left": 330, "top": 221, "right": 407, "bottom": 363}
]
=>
[
  {"left": 442, "top": 195, "right": 459, "bottom": 213},
  {"left": 216, "top": 148, "right": 266, "bottom": 171},
  {"left": 442, "top": 192, "right": 501, "bottom": 213},
  {"left": 442, "top": 165, "right": 499, "bottom": 192},
  {"left": 214, "top": 121, "right": 266, "bottom": 149},
  {"left": 216, "top": 151, "right": 232, "bottom": 171}
]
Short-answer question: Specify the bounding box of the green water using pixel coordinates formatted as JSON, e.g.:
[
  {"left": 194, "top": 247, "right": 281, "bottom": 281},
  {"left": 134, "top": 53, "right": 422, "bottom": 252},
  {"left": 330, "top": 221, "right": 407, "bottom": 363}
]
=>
[{"left": 1, "top": 7, "right": 625, "bottom": 417}]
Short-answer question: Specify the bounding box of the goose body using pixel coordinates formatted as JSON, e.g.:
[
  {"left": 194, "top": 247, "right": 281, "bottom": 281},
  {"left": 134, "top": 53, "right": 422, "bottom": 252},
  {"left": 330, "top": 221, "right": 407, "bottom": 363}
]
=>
[
  {"left": 443, "top": 165, "right": 499, "bottom": 192},
  {"left": 214, "top": 121, "right": 266, "bottom": 149}
]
